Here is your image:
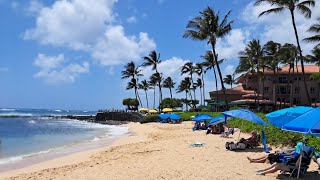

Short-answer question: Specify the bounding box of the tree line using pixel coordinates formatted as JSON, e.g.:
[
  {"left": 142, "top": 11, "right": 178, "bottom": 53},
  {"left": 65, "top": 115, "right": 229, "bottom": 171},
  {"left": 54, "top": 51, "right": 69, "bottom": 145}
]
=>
[{"left": 121, "top": 0, "right": 320, "bottom": 111}]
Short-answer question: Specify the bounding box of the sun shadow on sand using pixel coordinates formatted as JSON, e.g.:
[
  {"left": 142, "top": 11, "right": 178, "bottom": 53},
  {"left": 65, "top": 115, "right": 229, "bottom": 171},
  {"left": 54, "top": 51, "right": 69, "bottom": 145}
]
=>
[
  {"left": 275, "top": 171, "right": 320, "bottom": 179},
  {"left": 228, "top": 147, "right": 266, "bottom": 153}
]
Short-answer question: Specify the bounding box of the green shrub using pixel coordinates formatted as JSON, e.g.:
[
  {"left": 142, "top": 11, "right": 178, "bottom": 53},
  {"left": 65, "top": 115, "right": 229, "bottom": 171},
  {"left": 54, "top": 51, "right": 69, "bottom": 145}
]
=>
[{"left": 141, "top": 115, "right": 158, "bottom": 124}]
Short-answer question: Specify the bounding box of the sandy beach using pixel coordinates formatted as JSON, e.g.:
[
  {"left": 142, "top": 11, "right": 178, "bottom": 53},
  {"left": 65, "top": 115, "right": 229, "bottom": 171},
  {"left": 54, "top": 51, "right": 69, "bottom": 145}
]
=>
[{"left": 0, "top": 122, "right": 319, "bottom": 180}]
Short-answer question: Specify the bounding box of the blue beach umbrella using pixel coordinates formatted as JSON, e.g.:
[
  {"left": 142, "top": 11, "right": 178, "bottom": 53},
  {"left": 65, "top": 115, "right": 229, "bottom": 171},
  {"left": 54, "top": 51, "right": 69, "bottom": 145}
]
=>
[
  {"left": 266, "top": 106, "right": 313, "bottom": 128},
  {"left": 193, "top": 114, "right": 213, "bottom": 122},
  {"left": 222, "top": 109, "right": 268, "bottom": 126},
  {"left": 159, "top": 113, "right": 181, "bottom": 120},
  {"left": 282, "top": 106, "right": 320, "bottom": 136},
  {"left": 208, "top": 116, "right": 226, "bottom": 126}
]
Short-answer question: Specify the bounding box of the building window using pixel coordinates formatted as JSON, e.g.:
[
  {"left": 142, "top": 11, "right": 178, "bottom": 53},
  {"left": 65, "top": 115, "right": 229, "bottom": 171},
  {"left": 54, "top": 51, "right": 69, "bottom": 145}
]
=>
[
  {"left": 312, "top": 98, "right": 317, "bottom": 103},
  {"left": 278, "top": 76, "right": 288, "bottom": 83},
  {"left": 310, "top": 87, "right": 315, "bottom": 94},
  {"left": 294, "top": 87, "right": 299, "bottom": 94},
  {"left": 264, "top": 87, "right": 269, "bottom": 93},
  {"left": 294, "top": 77, "right": 302, "bottom": 81},
  {"left": 310, "top": 76, "right": 315, "bottom": 81},
  {"left": 248, "top": 87, "right": 252, "bottom": 90}
]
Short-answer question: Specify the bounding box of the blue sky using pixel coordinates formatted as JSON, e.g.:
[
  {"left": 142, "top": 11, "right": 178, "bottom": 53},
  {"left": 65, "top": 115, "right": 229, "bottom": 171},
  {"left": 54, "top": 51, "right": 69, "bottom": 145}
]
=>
[{"left": 0, "top": 0, "right": 319, "bottom": 110}]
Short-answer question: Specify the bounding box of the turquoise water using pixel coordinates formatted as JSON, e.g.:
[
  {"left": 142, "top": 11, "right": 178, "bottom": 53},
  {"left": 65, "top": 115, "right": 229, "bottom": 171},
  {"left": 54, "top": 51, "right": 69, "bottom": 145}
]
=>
[{"left": 0, "top": 108, "right": 128, "bottom": 169}]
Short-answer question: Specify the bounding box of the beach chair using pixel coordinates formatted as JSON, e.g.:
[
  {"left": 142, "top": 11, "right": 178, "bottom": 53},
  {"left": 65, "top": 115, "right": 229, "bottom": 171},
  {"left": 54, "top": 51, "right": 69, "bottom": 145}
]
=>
[
  {"left": 220, "top": 127, "right": 235, "bottom": 138},
  {"left": 245, "top": 133, "right": 260, "bottom": 148},
  {"left": 287, "top": 146, "right": 314, "bottom": 178}
]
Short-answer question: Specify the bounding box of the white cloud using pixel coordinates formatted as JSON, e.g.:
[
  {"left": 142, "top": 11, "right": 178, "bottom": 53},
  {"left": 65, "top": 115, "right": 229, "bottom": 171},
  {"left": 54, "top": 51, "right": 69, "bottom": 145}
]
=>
[
  {"left": 24, "top": 0, "right": 156, "bottom": 67},
  {"left": 92, "top": 26, "right": 156, "bottom": 66},
  {"left": 223, "top": 65, "right": 235, "bottom": 76},
  {"left": 24, "top": 0, "right": 116, "bottom": 50},
  {"left": 25, "top": 0, "right": 43, "bottom": 15},
  {"left": 33, "top": 53, "right": 89, "bottom": 84},
  {"left": 216, "top": 29, "right": 250, "bottom": 60},
  {"left": 241, "top": 1, "right": 320, "bottom": 53},
  {"left": 127, "top": 16, "right": 137, "bottom": 23}
]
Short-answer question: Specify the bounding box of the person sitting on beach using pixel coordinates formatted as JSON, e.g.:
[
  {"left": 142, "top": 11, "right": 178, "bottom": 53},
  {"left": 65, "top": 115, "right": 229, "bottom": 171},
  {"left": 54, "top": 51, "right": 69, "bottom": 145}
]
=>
[
  {"left": 239, "top": 131, "right": 257, "bottom": 144},
  {"left": 200, "top": 122, "right": 207, "bottom": 130},
  {"left": 193, "top": 122, "right": 201, "bottom": 131},
  {"left": 313, "top": 151, "right": 320, "bottom": 169},
  {"left": 206, "top": 124, "right": 221, "bottom": 135},
  {"left": 247, "top": 142, "right": 303, "bottom": 164},
  {"left": 166, "top": 118, "right": 172, "bottom": 123}
]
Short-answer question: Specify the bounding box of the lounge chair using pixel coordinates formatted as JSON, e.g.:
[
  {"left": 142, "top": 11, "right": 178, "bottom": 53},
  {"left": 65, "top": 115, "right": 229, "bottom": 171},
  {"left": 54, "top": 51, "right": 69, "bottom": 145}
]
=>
[
  {"left": 220, "top": 127, "right": 235, "bottom": 138},
  {"left": 286, "top": 146, "right": 314, "bottom": 177},
  {"left": 245, "top": 133, "right": 260, "bottom": 148}
]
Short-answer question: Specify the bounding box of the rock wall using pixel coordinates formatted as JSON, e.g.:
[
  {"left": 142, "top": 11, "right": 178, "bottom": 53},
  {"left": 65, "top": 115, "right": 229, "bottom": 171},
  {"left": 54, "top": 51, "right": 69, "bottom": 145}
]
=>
[{"left": 95, "top": 112, "right": 144, "bottom": 124}]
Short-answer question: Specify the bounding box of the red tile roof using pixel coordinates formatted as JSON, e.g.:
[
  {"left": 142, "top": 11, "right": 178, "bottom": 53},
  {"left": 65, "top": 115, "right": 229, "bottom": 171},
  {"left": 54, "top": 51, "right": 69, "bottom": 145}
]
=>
[
  {"left": 264, "top": 65, "right": 319, "bottom": 74},
  {"left": 210, "top": 85, "right": 254, "bottom": 95}
]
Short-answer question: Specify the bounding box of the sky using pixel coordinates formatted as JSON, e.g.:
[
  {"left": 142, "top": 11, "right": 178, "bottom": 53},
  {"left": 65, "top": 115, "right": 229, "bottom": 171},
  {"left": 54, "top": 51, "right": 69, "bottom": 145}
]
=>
[{"left": 0, "top": 0, "right": 319, "bottom": 110}]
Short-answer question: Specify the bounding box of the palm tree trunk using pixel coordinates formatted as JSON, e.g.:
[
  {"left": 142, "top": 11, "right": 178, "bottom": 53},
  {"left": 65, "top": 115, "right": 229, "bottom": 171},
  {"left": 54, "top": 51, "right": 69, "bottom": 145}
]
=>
[
  {"left": 145, "top": 90, "right": 149, "bottom": 109},
  {"left": 262, "top": 67, "right": 265, "bottom": 99},
  {"left": 212, "top": 47, "right": 229, "bottom": 109},
  {"left": 199, "top": 87, "right": 203, "bottom": 107},
  {"left": 169, "top": 87, "right": 173, "bottom": 99},
  {"left": 159, "top": 84, "right": 163, "bottom": 103},
  {"left": 136, "top": 87, "right": 143, "bottom": 107},
  {"left": 191, "top": 73, "right": 196, "bottom": 101},
  {"left": 185, "top": 91, "right": 188, "bottom": 111},
  {"left": 202, "top": 73, "right": 205, "bottom": 106},
  {"left": 153, "top": 87, "right": 156, "bottom": 109},
  {"left": 212, "top": 67, "right": 218, "bottom": 103},
  {"left": 290, "top": 10, "right": 311, "bottom": 105}
]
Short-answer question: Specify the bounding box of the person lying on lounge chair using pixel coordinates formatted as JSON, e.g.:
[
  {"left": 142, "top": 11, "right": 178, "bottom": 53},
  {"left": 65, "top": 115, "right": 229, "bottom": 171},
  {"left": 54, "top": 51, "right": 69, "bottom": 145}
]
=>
[
  {"left": 247, "top": 142, "right": 303, "bottom": 164},
  {"left": 220, "top": 125, "right": 235, "bottom": 137},
  {"left": 256, "top": 150, "right": 309, "bottom": 176},
  {"left": 206, "top": 124, "right": 222, "bottom": 135}
]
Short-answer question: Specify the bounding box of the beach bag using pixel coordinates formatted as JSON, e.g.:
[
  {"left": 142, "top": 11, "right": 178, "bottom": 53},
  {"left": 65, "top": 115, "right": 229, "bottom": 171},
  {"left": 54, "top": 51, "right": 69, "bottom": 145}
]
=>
[
  {"left": 237, "top": 143, "right": 246, "bottom": 150},
  {"left": 225, "top": 142, "right": 234, "bottom": 150},
  {"left": 229, "top": 143, "right": 238, "bottom": 150}
]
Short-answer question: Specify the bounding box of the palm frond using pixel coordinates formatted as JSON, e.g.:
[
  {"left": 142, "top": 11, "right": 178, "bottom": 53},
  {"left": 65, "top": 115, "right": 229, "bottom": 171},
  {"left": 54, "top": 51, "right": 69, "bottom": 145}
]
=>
[
  {"left": 303, "top": 35, "right": 320, "bottom": 42},
  {"left": 298, "top": 0, "right": 315, "bottom": 8},
  {"left": 258, "top": 7, "right": 285, "bottom": 17},
  {"left": 297, "top": 4, "right": 312, "bottom": 18}
]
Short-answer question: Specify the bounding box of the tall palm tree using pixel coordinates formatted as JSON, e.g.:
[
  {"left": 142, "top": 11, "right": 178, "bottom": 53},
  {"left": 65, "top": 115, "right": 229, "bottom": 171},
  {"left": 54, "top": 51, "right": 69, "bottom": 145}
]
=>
[
  {"left": 255, "top": 0, "right": 315, "bottom": 105},
  {"left": 184, "top": 6, "right": 234, "bottom": 108},
  {"left": 162, "top": 77, "right": 176, "bottom": 99},
  {"left": 126, "top": 78, "right": 141, "bottom": 107},
  {"left": 305, "top": 47, "right": 320, "bottom": 72},
  {"left": 202, "top": 51, "right": 223, "bottom": 104},
  {"left": 223, "top": 75, "right": 234, "bottom": 88},
  {"left": 236, "top": 39, "right": 264, "bottom": 108},
  {"left": 150, "top": 72, "right": 163, "bottom": 109},
  {"left": 121, "top": 61, "right": 143, "bottom": 106},
  {"left": 304, "top": 18, "right": 320, "bottom": 47},
  {"left": 264, "top": 41, "right": 282, "bottom": 105},
  {"left": 181, "top": 62, "right": 196, "bottom": 100},
  {"left": 195, "top": 63, "right": 206, "bottom": 106},
  {"left": 139, "top": 80, "right": 151, "bottom": 109},
  {"left": 143, "top": 50, "right": 163, "bottom": 102},
  {"left": 149, "top": 78, "right": 157, "bottom": 109},
  {"left": 195, "top": 78, "right": 203, "bottom": 106},
  {"left": 176, "top": 77, "right": 192, "bottom": 111}
]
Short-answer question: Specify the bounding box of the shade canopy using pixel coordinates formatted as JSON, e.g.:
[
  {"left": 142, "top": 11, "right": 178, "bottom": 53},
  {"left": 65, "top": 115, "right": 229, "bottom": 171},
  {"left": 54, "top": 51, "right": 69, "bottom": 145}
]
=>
[
  {"left": 162, "top": 108, "right": 173, "bottom": 112},
  {"left": 159, "top": 113, "right": 181, "bottom": 120},
  {"left": 208, "top": 116, "right": 225, "bottom": 126},
  {"left": 193, "top": 114, "right": 213, "bottom": 122},
  {"left": 266, "top": 106, "right": 313, "bottom": 128},
  {"left": 149, "top": 109, "right": 158, "bottom": 113},
  {"left": 222, "top": 109, "right": 268, "bottom": 126},
  {"left": 282, "top": 107, "right": 320, "bottom": 135},
  {"left": 139, "top": 108, "right": 149, "bottom": 112}
]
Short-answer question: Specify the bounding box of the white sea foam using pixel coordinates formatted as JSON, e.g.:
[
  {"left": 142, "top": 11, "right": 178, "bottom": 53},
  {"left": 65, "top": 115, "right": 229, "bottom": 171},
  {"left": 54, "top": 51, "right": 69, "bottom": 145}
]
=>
[
  {"left": 28, "top": 120, "right": 36, "bottom": 124},
  {"left": 0, "top": 113, "right": 33, "bottom": 117},
  {"left": 0, "top": 108, "right": 16, "bottom": 111}
]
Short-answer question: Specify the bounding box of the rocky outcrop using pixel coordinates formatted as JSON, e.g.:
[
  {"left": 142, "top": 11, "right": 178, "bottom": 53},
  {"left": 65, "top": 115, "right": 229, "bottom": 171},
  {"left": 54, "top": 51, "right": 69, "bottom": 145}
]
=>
[{"left": 95, "top": 112, "right": 144, "bottom": 124}]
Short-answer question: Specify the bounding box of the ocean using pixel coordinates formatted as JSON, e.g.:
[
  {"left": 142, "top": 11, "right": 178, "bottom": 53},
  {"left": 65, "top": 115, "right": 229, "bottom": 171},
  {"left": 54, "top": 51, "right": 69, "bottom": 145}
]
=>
[{"left": 0, "top": 108, "right": 129, "bottom": 172}]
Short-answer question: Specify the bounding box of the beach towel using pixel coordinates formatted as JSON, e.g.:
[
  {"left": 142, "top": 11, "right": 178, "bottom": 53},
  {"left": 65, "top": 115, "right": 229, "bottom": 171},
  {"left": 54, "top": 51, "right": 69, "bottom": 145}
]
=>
[{"left": 189, "top": 142, "right": 206, "bottom": 148}]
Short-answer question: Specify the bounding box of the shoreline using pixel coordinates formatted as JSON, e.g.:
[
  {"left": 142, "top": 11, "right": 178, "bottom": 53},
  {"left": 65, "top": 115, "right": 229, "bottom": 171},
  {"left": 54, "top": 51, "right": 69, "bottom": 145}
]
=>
[
  {"left": 0, "top": 122, "right": 146, "bottom": 179},
  {"left": 1, "top": 122, "right": 319, "bottom": 180}
]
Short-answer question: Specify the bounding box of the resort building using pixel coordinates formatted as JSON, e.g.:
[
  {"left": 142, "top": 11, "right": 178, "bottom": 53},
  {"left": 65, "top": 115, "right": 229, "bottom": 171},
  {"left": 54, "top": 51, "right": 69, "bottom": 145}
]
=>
[{"left": 209, "top": 65, "right": 320, "bottom": 107}]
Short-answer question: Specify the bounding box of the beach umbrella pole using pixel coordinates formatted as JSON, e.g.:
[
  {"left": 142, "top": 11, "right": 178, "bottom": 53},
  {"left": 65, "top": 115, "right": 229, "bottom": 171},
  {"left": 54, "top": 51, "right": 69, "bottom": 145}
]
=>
[
  {"left": 237, "top": 120, "right": 244, "bottom": 142},
  {"left": 297, "top": 134, "right": 307, "bottom": 179}
]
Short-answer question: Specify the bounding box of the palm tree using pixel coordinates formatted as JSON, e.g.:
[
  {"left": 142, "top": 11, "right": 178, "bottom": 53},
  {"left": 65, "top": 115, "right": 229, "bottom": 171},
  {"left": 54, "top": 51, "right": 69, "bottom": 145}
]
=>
[
  {"left": 254, "top": 0, "right": 315, "bottom": 105},
  {"left": 121, "top": 61, "right": 143, "bottom": 106},
  {"left": 150, "top": 72, "right": 163, "bottom": 109},
  {"left": 202, "top": 51, "right": 223, "bottom": 104},
  {"left": 304, "top": 18, "right": 320, "bottom": 47},
  {"left": 184, "top": 6, "right": 234, "bottom": 108},
  {"left": 195, "top": 78, "right": 203, "bottom": 106},
  {"left": 223, "top": 75, "right": 234, "bottom": 88},
  {"left": 149, "top": 78, "right": 157, "bottom": 109},
  {"left": 236, "top": 39, "right": 264, "bottom": 108},
  {"left": 139, "top": 80, "right": 151, "bottom": 109},
  {"left": 143, "top": 50, "right": 162, "bottom": 102},
  {"left": 162, "top": 77, "right": 176, "bottom": 99},
  {"left": 305, "top": 47, "right": 320, "bottom": 72},
  {"left": 195, "top": 63, "right": 206, "bottom": 106},
  {"left": 126, "top": 78, "right": 142, "bottom": 108},
  {"left": 176, "top": 77, "right": 192, "bottom": 111},
  {"left": 181, "top": 62, "right": 196, "bottom": 100}
]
